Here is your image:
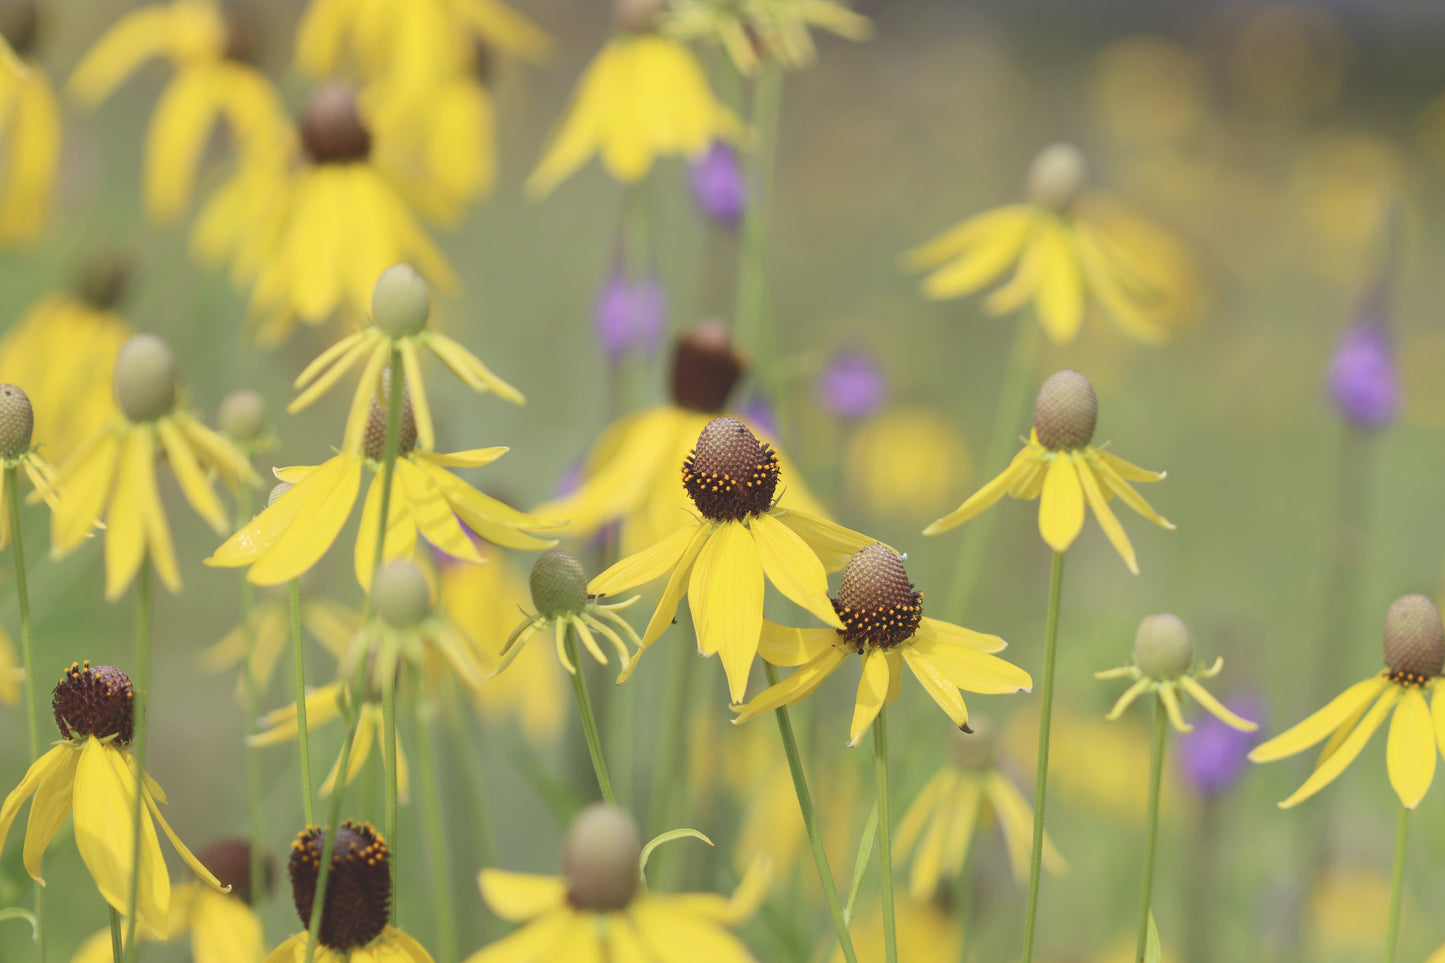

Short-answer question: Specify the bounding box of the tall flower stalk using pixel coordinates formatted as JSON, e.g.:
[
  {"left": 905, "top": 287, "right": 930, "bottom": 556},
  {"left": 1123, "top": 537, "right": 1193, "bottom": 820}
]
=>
[{"left": 1020, "top": 552, "right": 1063, "bottom": 963}]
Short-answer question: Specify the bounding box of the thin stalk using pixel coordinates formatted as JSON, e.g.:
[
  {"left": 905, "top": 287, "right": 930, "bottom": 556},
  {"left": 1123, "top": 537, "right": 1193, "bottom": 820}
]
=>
[
  {"left": 123, "top": 560, "right": 152, "bottom": 963},
  {"left": 956, "top": 845, "right": 975, "bottom": 963},
  {"left": 7, "top": 466, "right": 45, "bottom": 963},
  {"left": 108, "top": 907, "right": 123, "bottom": 963},
  {"left": 1134, "top": 699, "right": 1169, "bottom": 963},
  {"left": 381, "top": 666, "right": 399, "bottom": 920},
  {"left": 765, "top": 663, "right": 858, "bottom": 963},
  {"left": 943, "top": 320, "right": 1041, "bottom": 621},
  {"left": 415, "top": 698, "right": 457, "bottom": 963},
  {"left": 291, "top": 579, "right": 316, "bottom": 826},
  {"left": 1384, "top": 801, "right": 1409, "bottom": 963},
  {"left": 733, "top": 63, "right": 783, "bottom": 364},
  {"left": 874, "top": 707, "right": 897, "bottom": 963},
  {"left": 235, "top": 488, "right": 266, "bottom": 933},
  {"left": 1020, "top": 551, "right": 1065, "bottom": 963},
  {"left": 563, "top": 627, "right": 614, "bottom": 804}
]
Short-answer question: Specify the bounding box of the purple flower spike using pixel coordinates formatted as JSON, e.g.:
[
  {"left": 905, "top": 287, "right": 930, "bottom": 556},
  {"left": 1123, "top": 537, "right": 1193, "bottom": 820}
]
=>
[
  {"left": 690, "top": 142, "right": 746, "bottom": 228},
  {"left": 1178, "top": 695, "right": 1263, "bottom": 797},
  {"left": 593, "top": 270, "right": 667, "bottom": 362},
  {"left": 816, "top": 349, "right": 888, "bottom": 421},
  {"left": 1327, "top": 319, "right": 1399, "bottom": 430}
]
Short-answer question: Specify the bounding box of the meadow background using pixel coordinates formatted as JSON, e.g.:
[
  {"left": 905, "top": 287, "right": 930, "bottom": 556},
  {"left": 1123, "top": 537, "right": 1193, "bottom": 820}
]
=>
[{"left": 3, "top": 1, "right": 1445, "bottom": 961}]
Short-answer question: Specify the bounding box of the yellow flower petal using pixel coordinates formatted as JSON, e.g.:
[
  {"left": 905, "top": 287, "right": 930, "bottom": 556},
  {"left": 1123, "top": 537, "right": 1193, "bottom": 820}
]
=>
[
  {"left": 1072, "top": 451, "right": 1139, "bottom": 573},
  {"left": 157, "top": 417, "right": 227, "bottom": 533},
  {"left": 247, "top": 455, "right": 364, "bottom": 585},
  {"left": 21, "top": 743, "right": 80, "bottom": 885},
  {"left": 589, "top": 523, "right": 701, "bottom": 598},
  {"left": 750, "top": 511, "right": 843, "bottom": 629},
  {"left": 901, "top": 648, "right": 970, "bottom": 732},
  {"left": 756, "top": 621, "right": 839, "bottom": 667},
  {"left": 0, "top": 743, "right": 71, "bottom": 877},
  {"left": 66, "top": 6, "right": 188, "bottom": 107},
  {"left": 289, "top": 330, "right": 373, "bottom": 411},
  {"left": 1038, "top": 452, "right": 1085, "bottom": 553},
  {"left": 1279, "top": 686, "right": 1400, "bottom": 809},
  {"left": 353, "top": 471, "right": 418, "bottom": 591},
  {"left": 73, "top": 739, "right": 168, "bottom": 934},
  {"left": 104, "top": 428, "right": 156, "bottom": 599},
  {"left": 910, "top": 207, "right": 1034, "bottom": 298},
  {"left": 413, "top": 448, "right": 509, "bottom": 469},
  {"left": 985, "top": 770, "right": 1065, "bottom": 880},
  {"left": 1250, "top": 676, "right": 1389, "bottom": 763},
  {"left": 1159, "top": 684, "right": 1190, "bottom": 733},
  {"left": 923, "top": 448, "right": 1033, "bottom": 536},
  {"left": 44, "top": 426, "right": 119, "bottom": 553},
  {"left": 1105, "top": 678, "right": 1151, "bottom": 722},
  {"left": 849, "top": 648, "right": 891, "bottom": 747},
  {"left": 773, "top": 509, "right": 876, "bottom": 572},
  {"left": 1178, "top": 675, "right": 1257, "bottom": 732},
  {"left": 144, "top": 66, "right": 224, "bottom": 221},
  {"left": 917, "top": 617, "right": 1006, "bottom": 654},
  {"left": 1092, "top": 448, "right": 1167, "bottom": 485},
  {"left": 692, "top": 520, "right": 764, "bottom": 703},
  {"left": 398, "top": 340, "right": 435, "bottom": 452},
  {"left": 460, "top": 908, "right": 574, "bottom": 963},
  {"left": 189, "top": 888, "right": 265, "bottom": 963},
  {"left": 731, "top": 648, "right": 848, "bottom": 726},
  {"left": 477, "top": 869, "right": 566, "bottom": 922},
  {"left": 425, "top": 334, "right": 525, "bottom": 405},
  {"left": 422, "top": 465, "right": 558, "bottom": 551},
  {"left": 1387, "top": 687, "right": 1435, "bottom": 809},
  {"left": 908, "top": 629, "right": 1032, "bottom": 694},
  {"left": 1031, "top": 220, "right": 1084, "bottom": 344},
  {"left": 629, "top": 897, "right": 757, "bottom": 963}
]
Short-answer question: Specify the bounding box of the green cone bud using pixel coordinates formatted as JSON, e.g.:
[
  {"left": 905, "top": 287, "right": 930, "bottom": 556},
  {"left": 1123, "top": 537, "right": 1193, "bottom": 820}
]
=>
[
  {"left": 219, "top": 389, "right": 267, "bottom": 441},
  {"left": 372, "top": 264, "right": 430, "bottom": 338},
  {"left": 113, "top": 334, "right": 177, "bottom": 423},
  {"left": 372, "top": 560, "right": 431, "bottom": 629},
  {"left": 1027, "top": 143, "right": 1087, "bottom": 212},
  {"left": 530, "top": 550, "right": 589, "bottom": 618},
  {"left": 0, "top": 384, "right": 34, "bottom": 458},
  {"left": 563, "top": 804, "right": 641, "bottom": 912},
  {"left": 1382, "top": 594, "right": 1445, "bottom": 681},
  {"left": 1133, "top": 613, "right": 1193, "bottom": 680},
  {"left": 1033, "top": 369, "right": 1097, "bottom": 451}
]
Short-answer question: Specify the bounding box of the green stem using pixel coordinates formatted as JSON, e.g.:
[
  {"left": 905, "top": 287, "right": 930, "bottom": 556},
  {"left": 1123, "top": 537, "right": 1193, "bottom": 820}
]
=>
[
  {"left": 1384, "top": 801, "right": 1409, "bottom": 963},
  {"left": 291, "top": 579, "right": 316, "bottom": 826},
  {"left": 1020, "top": 551, "right": 1064, "bottom": 963},
  {"left": 956, "top": 846, "right": 975, "bottom": 963},
  {"left": 563, "top": 627, "right": 615, "bottom": 804},
  {"left": 943, "top": 321, "right": 1041, "bottom": 621},
  {"left": 235, "top": 490, "right": 267, "bottom": 931},
  {"left": 765, "top": 663, "right": 858, "bottom": 963},
  {"left": 123, "top": 561, "right": 152, "bottom": 963},
  {"left": 7, "top": 466, "right": 44, "bottom": 963},
  {"left": 874, "top": 707, "right": 897, "bottom": 963},
  {"left": 381, "top": 664, "right": 399, "bottom": 919},
  {"left": 108, "top": 907, "right": 123, "bottom": 963},
  {"left": 647, "top": 628, "right": 694, "bottom": 833},
  {"left": 1135, "top": 698, "right": 1169, "bottom": 963},
  {"left": 733, "top": 63, "right": 783, "bottom": 364},
  {"left": 415, "top": 698, "right": 457, "bottom": 963}
]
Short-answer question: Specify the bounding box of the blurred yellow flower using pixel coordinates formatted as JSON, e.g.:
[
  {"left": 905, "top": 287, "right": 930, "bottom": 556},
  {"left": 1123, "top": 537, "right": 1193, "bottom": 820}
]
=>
[
  {"left": 1003, "top": 707, "right": 1157, "bottom": 823},
  {"left": 665, "top": 0, "right": 872, "bottom": 76},
  {"left": 0, "top": 623, "right": 18, "bottom": 706},
  {"left": 1289, "top": 131, "right": 1405, "bottom": 284},
  {"left": 267, "top": 927, "right": 434, "bottom": 963},
  {"left": 1310, "top": 865, "right": 1395, "bottom": 958},
  {"left": 67, "top": 0, "right": 289, "bottom": 222},
  {"left": 1230, "top": 4, "right": 1348, "bottom": 117},
  {"left": 845, "top": 406, "right": 971, "bottom": 519},
  {"left": 527, "top": 30, "right": 738, "bottom": 196},
  {"left": 251, "top": 681, "right": 410, "bottom": 802},
  {"left": 201, "top": 596, "right": 357, "bottom": 702},
  {"left": 827, "top": 894, "right": 961, "bottom": 963},
  {"left": 0, "top": 32, "right": 59, "bottom": 245},
  {"left": 1088, "top": 37, "right": 1209, "bottom": 147}
]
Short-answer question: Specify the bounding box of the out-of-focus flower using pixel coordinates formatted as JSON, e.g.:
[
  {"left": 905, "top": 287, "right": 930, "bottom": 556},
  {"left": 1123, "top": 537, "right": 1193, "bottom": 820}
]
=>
[
  {"left": 0, "top": 624, "right": 18, "bottom": 706},
  {"left": 1230, "top": 4, "right": 1348, "bottom": 117},
  {"left": 925, "top": 370, "right": 1173, "bottom": 574},
  {"left": 0, "top": 21, "right": 59, "bottom": 245},
  {"left": 1310, "top": 865, "right": 1396, "bottom": 958},
  {"left": 593, "top": 269, "right": 667, "bottom": 361},
  {"left": 689, "top": 141, "right": 746, "bottom": 227},
  {"left": 1250, "top": 594, "right": 1445, "bottom": 809},
  {"left": 816, "top": 349, "right": 886, "bottom": 421},
  {"left": 1289, "top": 132, "right": 1404, "bottom": 283},
  {"left": 1089, "top": 37, "right": 1209, "bottom": 147},
  {"left": 1327, "top": 292, "right": 1398, "bottom": 430},
  {"left": 665, "top": 0, "right": 871, "bottom": 76},
  {"left": 903, "top": 143, "right": 1193, "bottom": 345},
  {"left": 67, "top": 0, "right": 289, "bottom": 222},
  {"left": 526, "top": 5, "right": 737, "bottom": 197},
  {"left": 201, "top": 595, "right": 356, "bottom": 702},
  {"left": 495, "top": 551, "right": 642, "bottom": 680},
  {"left": 252, "top": 681, "right": 410, "bottom": 801},
  {"left": 827, "top": 894, "right": 961, "bottom": 963},
  {"left": 1003, "top": 706, "right": 1156, "bottom": 822},
  {"left": 1178, "top": 694, "right": 1263, "bottom": 797},
  {"left": 846, "top": 406, "right": 970, "bottom": 519}
]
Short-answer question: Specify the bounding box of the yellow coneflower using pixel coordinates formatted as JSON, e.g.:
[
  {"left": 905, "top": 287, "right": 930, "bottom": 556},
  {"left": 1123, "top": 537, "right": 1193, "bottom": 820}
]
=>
[
  {"left": 496, "top": 550, "right": 642, "bottom": 680},
  {"left": 664, "top": 0, "right": 872, "bottom": 75},
  {"left": 0, "top": 23, "right": 59, "bottom": 245},
  {"left": 252, "top": 681, "right": 411, "bottom": 802},
  {"left": 67, "top": 0, "right": 290, "bottom": 222}
]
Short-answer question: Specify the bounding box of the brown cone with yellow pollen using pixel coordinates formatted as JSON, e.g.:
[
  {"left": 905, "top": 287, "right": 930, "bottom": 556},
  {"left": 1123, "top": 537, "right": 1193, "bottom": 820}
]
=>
[
  {"left": 563, "top": 804, "right": 641, "bottom": 912},
  {"left": 681, "top": 416, "right": 779, "bottom": 521},
  {"left": 670, "top": 320, "right": 744, "bottom": 413},
  {"left": 52, "top": 661, "right": 135, "bottom": 744},
  {"left": 1383, "top": 594, "right": 1445, "bottom": 686},
  {"left": 833, "top": 543, "right": 924, "bottom": 653},
  {"left": 1033, "top": 369, "right": 1097, "bottom": 451},
  {"left": 288, "top": 820, "right": 391, "bottom": 951},
  {"left": 301, "top": 82, "right": 371, "bottom": 164}
]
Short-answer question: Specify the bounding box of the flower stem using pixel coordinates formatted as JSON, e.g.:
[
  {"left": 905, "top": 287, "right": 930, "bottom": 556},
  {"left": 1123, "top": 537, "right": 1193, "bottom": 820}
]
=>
[
  {"left": 123, "top": 560, "right": 152, "bottom": 963},
  {"left": 7, "top": 466, "right": 45, "bottom": 963},
  {"left": 414, "top": 697, "right": 457, "bottom": 963},
  {"left": 108, "top": 907, "right": 122, "bottom": 963},
  {"left": 563, "top": 627, "right": 615, "bottom": 804},
  {"left": 291, "top": 579, "right": 316, "bottom": 826},
  {"left": 381, "top": 663, "right": 400, "bottom": 918},
  {"left": 943, "top": 320, "right": 1041, "bottom": 621},
  {"left": 1135, "top": 697, "right": 1169, "bottom": 963},
  {"left": 734, "top": 63, "right": 783, "bottom": 364},
  {"left": 765, "top": 663, "right": 858, "bottom": 963},
  {"left": 234, "top": 489, "right": 267, "bottom": 938},
  {"left": 1384, "top": 801, "right": 1409, "bottom": 963},
  {"left": 874, "top": 706, "right": 897, "bottom": 963},
  {"left": 1020, "top": 551, "right": 1064, "bottom": 963}
]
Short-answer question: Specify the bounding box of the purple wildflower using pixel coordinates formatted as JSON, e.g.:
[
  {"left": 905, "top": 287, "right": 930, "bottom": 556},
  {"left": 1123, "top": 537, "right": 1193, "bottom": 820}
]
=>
[
  {"left": 689, "top": 142, "right": 746, "bottom": 228},
  {"left": 1178, "top": 695, "right": 1263, "bottom": 797},
  {"left": 738, "top": 392, "right": 779, "bottom": 441},
  {"left": 816, "top": 349, "right": 887, "bottom": 421},
  {"left": 1327, "top": 313, "right": 1399, "bottom": 430},
  {"left": 593, "top": 270, "right": 667, "bottom": 362}
]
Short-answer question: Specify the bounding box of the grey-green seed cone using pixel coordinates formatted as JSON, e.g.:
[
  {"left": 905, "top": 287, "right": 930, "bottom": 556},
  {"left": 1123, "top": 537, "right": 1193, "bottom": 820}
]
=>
[
  {"left": 1383, "top": 594, "right": 1445, "bottom": 680},
  {"left": 373, "top": 560, "right": 432, "bottom": 629},
  {"left": 372, "top": 264, "right": 430, "bottom": 338},
  {"left": 530, "top": 550, "right": 589, "bottom": 618},
  {"left": 1033, "top": 369, "right": 1097, "bottom": 451},
  {"left": 219, "top": 389, "right": 267, "bottom": 441},
  {"left": 0, "top": 384, "right": 34, "bottom": 459},
  {"left": 113, "top": 334, "right": 177, "bottom": 423},
  {"left": 563, "top": 804, "right": 641, "bottom": 912},
  {"left": 1133, "top": 613, "right": 1193, "bottom": 680},
  {"left": 1026, "top": 142, "right": 1087, "bottom": 212}
]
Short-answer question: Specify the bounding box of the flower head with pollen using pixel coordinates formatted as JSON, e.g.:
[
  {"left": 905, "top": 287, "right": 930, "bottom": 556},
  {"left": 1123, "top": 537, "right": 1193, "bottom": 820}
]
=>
[
  {"left": 0, "top": 18, "right": 61, "bottom": 245},
  {"left": 290, "top": 263, "right": 523, "bottom": 456},
  {"left": 207, "top": 372, "right": 559, "bottom": 590},
  {"left": 1095, "top": 614, "right": 1258, "bottom": 734},
  {"left": 1250, "top": 594, "right": 1445, "bottom": 810},
  {"left": 663, "top": 0, "right": 873, "bottom": 76},
  {"left": 590, "top": 416, "right": 875, "bottom": 703},
  {"left": 902, "top": 142, "right": 1197, "bottom": 344},
  {"left": 924, "top": 369, "right": 1174, "bottom": 574},
  {"left": 32, "top": 334, "right": 260, "bottom": 598},
  {"left": 733, "top": 545, "right": 1032, "bottom": 744},
  {"left": 0, "top": 662, "right": 229, "bottom": 935},
  {"left": 536, "top": 320, "right": 830, "bottom": 557},
  {"left": 265, "top": 821, "right": 433, "bottom": 962},
  {"left": 495, "top": 550, "right": 644, "bottom": 681},
  {"left": 466, "top": 803, "right": 766, "bottom": 963}
]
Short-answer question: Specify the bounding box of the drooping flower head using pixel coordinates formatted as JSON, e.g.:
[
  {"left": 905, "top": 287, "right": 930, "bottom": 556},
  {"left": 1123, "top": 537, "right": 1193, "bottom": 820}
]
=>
[
  {"left": 925, "top": 369, "right": 1174, "bottom": 573},
  {"left": 1250, "top": 594, "right": 1445, "bottom": 809},
  {"left": 495, "top": 550, "right": 643, "bottom": 680},
  {"left": 663, "top": 0, "right": 873, "bottom": 76},
  {"left": 351, "top": 559, "right": 488, "bottom": 692}
]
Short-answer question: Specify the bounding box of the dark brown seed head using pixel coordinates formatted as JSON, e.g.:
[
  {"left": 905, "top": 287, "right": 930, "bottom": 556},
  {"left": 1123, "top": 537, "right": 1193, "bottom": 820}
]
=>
[
  {"left": 681, "top": 417, "right": 779, "bottom": 521},
  {"left": 1033, "top": 369, "right": 1097, "bottom": 451},
  {"left": 0, "top": 384, "right": 33, "bottom": 459},
  {"left": 833, "top": 544, "right": 923, "bottom": 652},
  {"left": 1132, "top": 613, "right": 1194, "bottom": 680},
  {"left": 530, "top": 550, "right": 589, "bottom": 618},
  {"left": 669, "top": 320, "right": 744, "bottom": 413},
  {"left": 221, "top": 2, "right": 263, "bottom": 65},
  {"left": 363, "top": 370, "right": 417, "bottom": 462},
  {"left": 300, "top": 83, "right": 371, "bottom": 164},
  {"left": 0, "top": 0, "right": 38, "bottom": 56},
  {"left": 52, "top": 661, "right": 134, "bottom": 745},
  {"left": 72, "top": 252, "right": 131, "bottom": 311},
  {"left": 613, "top": 0, "right": 664, "bottom": 32},
  {"left": 563, "top": 804, "right": 641, "bottom": 912},
  {"left": 1383, "top": 594, "right": 1445, "bottom": 685},
  {"left": 288, "top": 821, "right": 391, "bottom": 951},
  {"left": 199, "top": 838, "right": 274, "bottom": 905}
]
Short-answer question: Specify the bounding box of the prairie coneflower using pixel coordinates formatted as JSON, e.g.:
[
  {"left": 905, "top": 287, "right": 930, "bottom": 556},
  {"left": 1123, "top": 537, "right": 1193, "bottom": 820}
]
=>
[
  {"left": 925, "top": 369, "right": 1173, "bottom": 574},
  {"left": 67, "top": 0, "right": 289, "bottom": 221},
  {"left": 0, "top": 385, "right": 59, "bottom": 547},
  {"left": 266, "top": 821, "right": 433, "bottom": 962},
  {"left": 468, "top": 804, "right": 765, "bottom": 963},
  {"left": 526, "top": 1, "right": 738, "bottom": 197},
  {"left": 0, "top": 15, "right": 59, "bottom": 245},
  {"left": 903, "top": 142, "right": 1192, "bottom": 345},
  {"left": 497, "top": 551, "right": 642, "bottom": 680},
  {"left": 207, "top": 376, "right": 558, "bottom": 590},
  {"left": 0, "top": 662, "right": 229, "bottom": 934},
  {"left": 663, "top": 0, "right": 872, "bottom": 76},
  {"left": 589, "top": 416, "right": 875, "bottom": 704},
  {"left": 733, "top": 544, "right": 1032, "bottom": 746},
  {"left": 348, "top": 559, "right": 488, "bottom": 692},
  {"left": 33, "top": 335, "right": 259, "bottom": 598},
  {"left": 1250, "top": 594, "right": 1445, "bottom": 809}
]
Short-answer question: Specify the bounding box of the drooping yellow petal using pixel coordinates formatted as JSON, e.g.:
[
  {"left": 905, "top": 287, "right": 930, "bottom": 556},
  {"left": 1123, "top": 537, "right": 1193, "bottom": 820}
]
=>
[
  {"left": 628, "top": 898, "right": 758, "bottom": 963},
  {"left": 353, "top": 471, "right": 418, "bottom": 591},
  {"left": 1278, "top": 686, "right": 1400, "bottom": 809},
  {"left": 903, "top": 205, "right": 1031, "bottom": 271},
  {"left": 634, "top": 522, "right": 713, "bottom": 652},
  {"left": 892, "top": 769, "right": 951, "bottom": 868},
  {"left": 476, "top": 870, "right": 566, "bottom": 923},
  {"left": 756, "top": 622, "right": 840, "bottom": 667},
  {"left": 1031, "top": 220, "right": 1085, "bottom": 343},
  {"left": 397, "top": 341, "right": 435, "bottom": 451},
  {"left": 66, "top": 6, "right": 192, "bottom": 107},
  {"left": 104, "top": 428, "right": 154, "bottom": 599},
  {"left": 912, "top": 208, "right": 1035, "bottom": 299},
  {"left": 1105, "top": 678, "right": 1152, "bottom": 722},
  {"left": 1072, "top": 451, "right": 1138, "bottom": 574},
  {"left": 425, "top": 334, "right": 525, "bottom": 405},
  {"left": 750, "top": 511, "right": 843, "bottom": 629},
  {"left": 693, "top": 520, "right": 764, "bottom": 703},
  {"left": 1249, "top": 676, "right": 1390, "bottom": 763},
  {"left": 0, "top": 744, "right": 71, "bottom": 872},
  {"left": 1092, "top": 448, "right": 1166, "bottom": 484},
  {"left": 141, "top": 788, "right": 229, "bottom": 893},
  {"left": 906, "top": 630, "right": 1032, "bottom": 694},
  {"left": 289, "top": 330, "right": 374, "bottom": 412},
  {"left": 1178, "top": 676, "right": 1257, "bottom": 732},
  {"left": 1159, "top": 685, "right": 1190, "bottom": 733},
  {"left": 848, "top": 647, "right": 891, "bottom": 747},
  {"left": 589, "top": 522, "right": 702, "bottom": 597},
  {"left": 460, "top": 908, "right": 575, "bottom": 963},
  {"left": 901, "top": 648, "right": 971, "bottom": 732},
  {"left": 247, "top": 455, "right": 364, "bottom": 585},
  {"left": 1386, "top": 687, "right": 1435, "bottom": 809},
  {"left": 1087, "top": 452, "right": 1175, "bottom": 532},
  {"left": 985, "top": 770, "right": 1066, "bottom": 880},
  {"left": 144, "top": 66, "right": 224, "bottom": 221},
  {"left": 731, "top": 648, "right": 849, "bottom": 726},
  {"left": 157, "top": 417, "right": 227, "bottom": 532},
  {"left": 923, "top": 448, "right": 1034, "bottom": 536},
  {"left": 917, "top": 617, "right": 1006, "bottom": 654},
  {"left": 395, "top": 459, "right": 483, "bottom": 563},
  {"left": 1038, "top": 453, "right": 1085, "bottom": 553},
  {"left": 423, "top": 465, "right": 559, "bottom": 551},
  {"left": 44, "top": 426, "right": 120, "bottom": 554},
  {"left": 21, "top": 743, "right": 80, "bottom": 885},
  {"left": 189, "top": 888, "right": 265, "bottom": 963},
  {"left": 773, "top": 509, "right": 878, "bottom": 572},
  {"left": 414, "top": 448, "right": 509, "bottom": 469},
  {"left": 73, "top": 739, "right": 168, "bottom": 934}
]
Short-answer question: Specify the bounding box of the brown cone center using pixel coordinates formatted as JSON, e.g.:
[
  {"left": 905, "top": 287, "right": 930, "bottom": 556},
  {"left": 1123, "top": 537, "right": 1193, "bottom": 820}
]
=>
[
  {"left": 52, "top": 661, "right": 135, "bottom": 744},
  {"left": 300, "top": 84, "right": 371, "bottom": 164},
  {"left": 288, "top": 821, "right": 391, "bottom": 951},
  {"left": 681, "top": 417, "right": 779, "bottom": 521},
  {"left": 833, "top": 544, "right": 923, "bottom": 651}
]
